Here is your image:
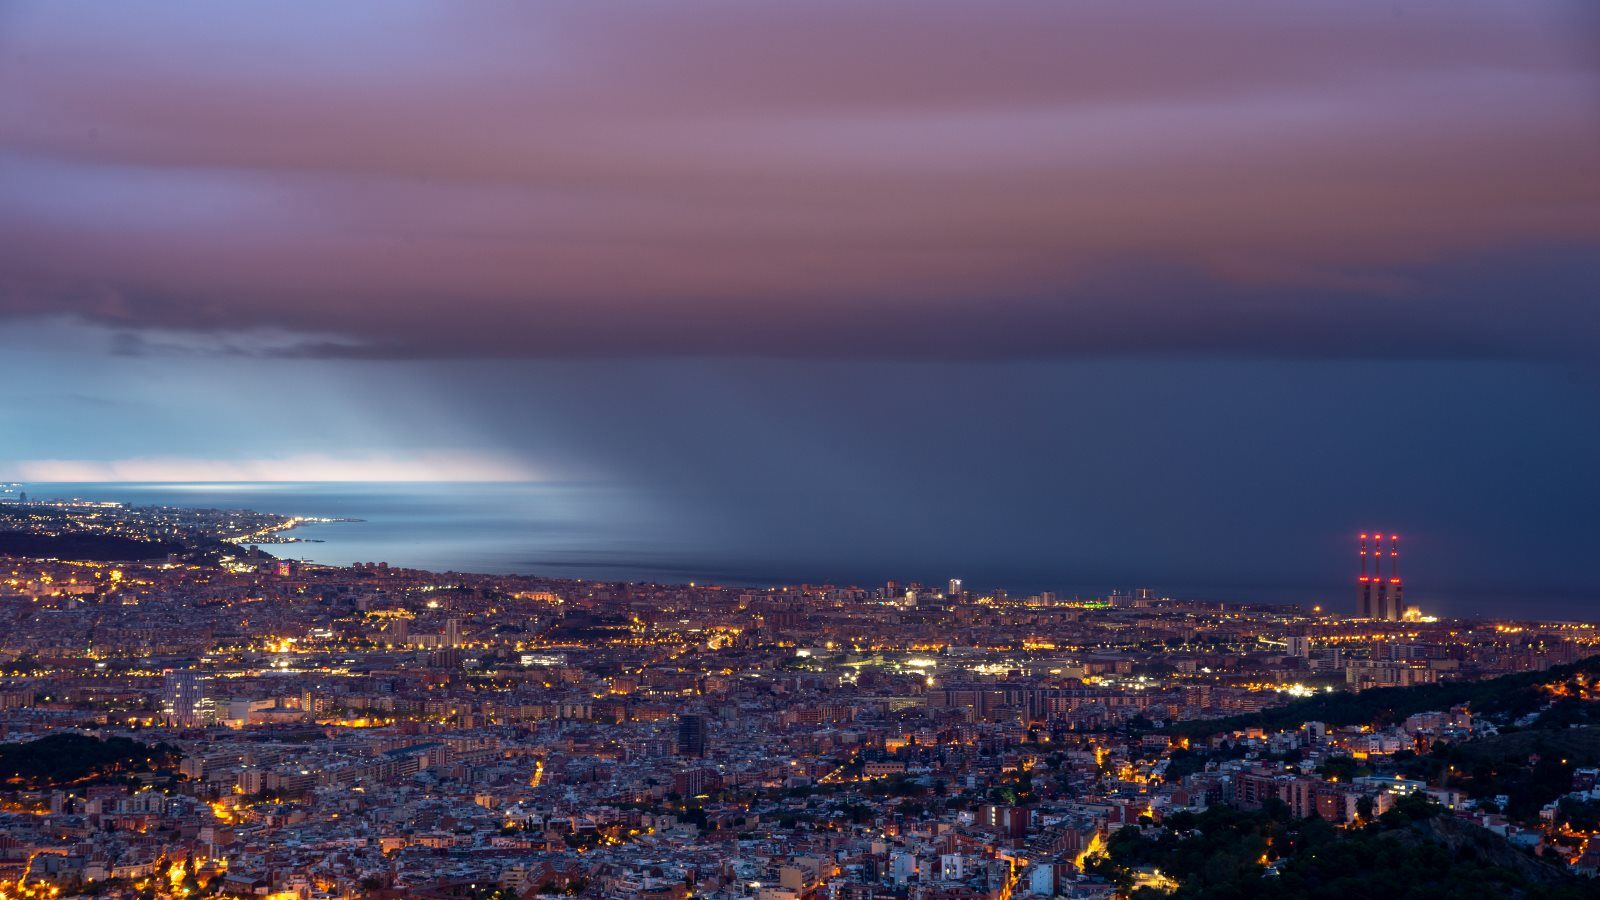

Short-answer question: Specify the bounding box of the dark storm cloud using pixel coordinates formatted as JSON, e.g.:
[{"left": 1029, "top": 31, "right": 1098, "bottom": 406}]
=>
[
  {"left": 428, "top": 356, "right": 1600, "bottom": 613},
  {"left": 0, "top": 0, "right": 1597, "bottom": 358}
]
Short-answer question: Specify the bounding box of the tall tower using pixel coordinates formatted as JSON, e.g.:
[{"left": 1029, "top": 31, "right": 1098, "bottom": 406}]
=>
[
  {"left": 1358, "top": 533, "right": 1374, "bottom": 618},
  {"left": 163, "top": 669, "right": 210, "bottom": 727},
  {"left": 677, "top": 713, "right": 707, "bottom": 757},
  {"left": 1357, "top": 533, "right": 1403, "bottom": 621},
  {"left": 1384, "top": 534, "right": 1404, "bottom": 621}
]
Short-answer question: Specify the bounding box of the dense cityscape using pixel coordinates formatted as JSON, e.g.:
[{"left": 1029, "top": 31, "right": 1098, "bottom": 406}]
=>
[
  {"left": 4, "top": 3, "right": 1596, "bottom": 898},
  {"left": 0, "top": 497, "right": 1594, "bottom": 898}
]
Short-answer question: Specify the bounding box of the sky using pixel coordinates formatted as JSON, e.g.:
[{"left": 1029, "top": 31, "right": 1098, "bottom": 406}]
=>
[{"left": 1, "top": 1, "right": 1598, "bottom": 609}]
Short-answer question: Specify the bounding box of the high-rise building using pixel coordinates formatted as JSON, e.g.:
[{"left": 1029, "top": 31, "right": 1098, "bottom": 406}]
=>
[
  {"left": 677, "top": 713, "right": 707, "bottom": 757},
  {"left": 163, "top": 669, "right": 212, "bottom": 727},
  {"left": 444, "top": 617, "right": 461, "bottom": 649},
  {"left": 948, "top": 578, "right": 963, "bottom": 598},
  {"left": 1357, "top": 533, "right": 1404, "bottom": 621}
]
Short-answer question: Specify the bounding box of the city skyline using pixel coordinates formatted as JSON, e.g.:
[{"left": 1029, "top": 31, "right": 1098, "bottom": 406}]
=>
[
  {"left": 4, "top": 3, "right": 1600, "bottom": 895},
  {"left": 2, "top": 2, "right": 1598, "bottom": 612},
  {"left": 7, "top": 3, "right": 1600, "bottom": 897},
  {"left": 0, "top": 497, "right": 1595, "bottom": 897}
]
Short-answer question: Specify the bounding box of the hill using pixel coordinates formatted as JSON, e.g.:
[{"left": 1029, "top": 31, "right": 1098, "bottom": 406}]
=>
[
  {"left": 0, "top": 530, "right": 186, "bottom": 562},
  {"left": 1166, "top": 655, "right": 1600, "bottom": 739},
  {"left": 0, "top": 733, "right": 178, "bottom": 789},
  {"left": 1100, "top": 797, "right": 1600, "bottom": 899},
  {"left": 1452, "top": 727, "right": 1600, "bottom": 768}
]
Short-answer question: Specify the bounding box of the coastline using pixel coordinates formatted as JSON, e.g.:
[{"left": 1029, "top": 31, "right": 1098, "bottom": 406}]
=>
[{"left": 229, "top": 514, "right": 361, "bottom": 546}]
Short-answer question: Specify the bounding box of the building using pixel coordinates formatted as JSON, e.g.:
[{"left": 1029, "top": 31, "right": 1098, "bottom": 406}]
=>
[
  {"left": 162, "top": 669, "right": 213, "bottom": 727},
  {"left": 676, "top": 713, "right": 707, "bottom": 757},
  {"left": 1357, "top": 533, "right": 1404, "bottom": 621}
]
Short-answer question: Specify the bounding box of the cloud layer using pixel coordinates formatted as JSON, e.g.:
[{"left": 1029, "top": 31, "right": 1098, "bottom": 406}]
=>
[{"left": 1, "top": 1, "right": 1597, "bottom": 358}]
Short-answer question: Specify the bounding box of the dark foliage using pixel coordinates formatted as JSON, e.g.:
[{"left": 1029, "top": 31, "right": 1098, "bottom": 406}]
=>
[
  {"left": 0, "top": 732, "right": 177, "bottom": 788},
  {"left": 0, "top": 530, "right": 187, "bottom": 562},
  {"left": 1097, "top": 796, "right": 1600, "bottom": 899},
  {"left": 1166, "top": 656, "right": 1600, "bottom": 740}
]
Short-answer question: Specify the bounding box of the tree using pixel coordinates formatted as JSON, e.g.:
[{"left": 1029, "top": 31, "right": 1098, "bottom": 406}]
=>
[{"left": 1318, "top": 756, "right": 1361, "bottom": 783}]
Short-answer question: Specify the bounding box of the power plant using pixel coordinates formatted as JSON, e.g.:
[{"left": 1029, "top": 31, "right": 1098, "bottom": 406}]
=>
[{"left": 1357, "top": 532, "right": 1405, "bottom": 621}]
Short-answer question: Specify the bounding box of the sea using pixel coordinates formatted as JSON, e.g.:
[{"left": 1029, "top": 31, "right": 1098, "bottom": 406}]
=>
[
  {"left": 3, "top": 482, "right": 1590, "bottom": 621},
  {"left": 9, "top": 481, "right": 713, "bottom": 583},
  {"left": 6, "top": 481, "right": 1176, "bottom": 595}
]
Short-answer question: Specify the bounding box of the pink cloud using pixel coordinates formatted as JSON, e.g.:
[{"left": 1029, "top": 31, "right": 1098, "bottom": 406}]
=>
[{"left": 0, "top": 1, "right": 1595, "bottom": 358}]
